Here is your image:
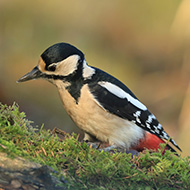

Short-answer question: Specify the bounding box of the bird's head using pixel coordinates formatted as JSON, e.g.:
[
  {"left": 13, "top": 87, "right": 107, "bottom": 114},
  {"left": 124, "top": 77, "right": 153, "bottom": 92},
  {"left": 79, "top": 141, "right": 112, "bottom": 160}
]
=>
[{"left": 17, "top": 43, "right": 90, "bottom": 84}]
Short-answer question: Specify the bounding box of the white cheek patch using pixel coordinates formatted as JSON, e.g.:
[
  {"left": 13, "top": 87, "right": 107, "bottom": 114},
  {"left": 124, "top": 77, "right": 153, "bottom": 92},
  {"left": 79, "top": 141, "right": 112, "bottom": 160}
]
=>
[
  {"left": 98, "top": 81, "right": 147, "bottom": 111},
  {"left": 46, "top": 55, "right": 79, "bottom": 76},
  {"left": 82, "top": 60, "right": 95, "bottom": 79},
  {"left": 56, "top": 55, "right": 79, "bottom": 76}
]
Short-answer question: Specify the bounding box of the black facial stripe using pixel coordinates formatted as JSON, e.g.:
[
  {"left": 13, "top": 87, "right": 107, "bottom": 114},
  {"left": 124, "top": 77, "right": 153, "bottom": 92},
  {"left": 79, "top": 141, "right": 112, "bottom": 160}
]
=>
[
  {"left": 42, "top": 74, "right": 66, "bottom": 80},
  {"left": 43, "top": 73, "right": 83, "bottom": 104},
  {"left": 64, "top": 59, "right": 84, "bottom": 103},
  {"left": 43, "top": 59, "right": 84, "bottom": 103}
]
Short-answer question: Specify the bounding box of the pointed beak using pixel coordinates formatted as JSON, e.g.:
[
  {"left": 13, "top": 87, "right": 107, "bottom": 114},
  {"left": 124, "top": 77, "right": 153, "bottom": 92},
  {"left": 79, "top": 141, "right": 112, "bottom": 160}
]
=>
[{"left": 17, "top": 66, "right": 42, "bottom": 83}]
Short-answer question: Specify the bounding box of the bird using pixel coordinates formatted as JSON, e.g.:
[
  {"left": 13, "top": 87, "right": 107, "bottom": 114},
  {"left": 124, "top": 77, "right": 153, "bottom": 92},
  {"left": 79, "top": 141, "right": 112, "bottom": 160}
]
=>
[{"left": 17, "top": 42, "right": 181, "bottom": 153}]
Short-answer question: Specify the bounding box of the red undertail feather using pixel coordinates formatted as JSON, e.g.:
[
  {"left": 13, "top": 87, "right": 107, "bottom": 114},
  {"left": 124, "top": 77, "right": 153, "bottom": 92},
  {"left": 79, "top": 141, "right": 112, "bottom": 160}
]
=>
[{"left": 132, "top": 132, "right": 166, "bottom": 152}]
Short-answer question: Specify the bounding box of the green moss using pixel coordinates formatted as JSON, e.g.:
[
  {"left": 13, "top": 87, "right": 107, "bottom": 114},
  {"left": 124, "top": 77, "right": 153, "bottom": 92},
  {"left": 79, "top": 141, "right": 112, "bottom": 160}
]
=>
[{"left": 0, "top": 102, "right": 190, "bottom": 189}]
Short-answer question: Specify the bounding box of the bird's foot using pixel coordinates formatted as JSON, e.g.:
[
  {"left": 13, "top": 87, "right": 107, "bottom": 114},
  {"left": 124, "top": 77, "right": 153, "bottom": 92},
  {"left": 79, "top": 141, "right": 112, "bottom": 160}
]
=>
[
  {"left": 100, "top": 146, "right": 139, "bottom": 156},
  {"left": 86, "top": 142, "right": 139, "bottom": 156}
]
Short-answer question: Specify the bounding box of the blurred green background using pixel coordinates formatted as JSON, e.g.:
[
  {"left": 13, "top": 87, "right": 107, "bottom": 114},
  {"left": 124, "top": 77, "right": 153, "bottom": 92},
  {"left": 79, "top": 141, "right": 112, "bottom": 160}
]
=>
[{"left": 1, "top": 0, "right": 190, "bottom": 156}]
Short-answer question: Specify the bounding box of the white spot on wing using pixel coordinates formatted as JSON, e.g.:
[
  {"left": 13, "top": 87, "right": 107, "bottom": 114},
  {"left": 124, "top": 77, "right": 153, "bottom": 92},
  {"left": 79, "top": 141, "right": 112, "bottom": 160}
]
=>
[
  {"left": 98, "top": 81, "right": 147, "bottom": 110},
  {"left": 150, "top": 129, "right": 156, "bottom": 134},
  {"left": 146, "top": 123, "right": 151, "bottom": 129},
  {"left": 157, "top": 124, "right": 162, "bottom": 130},
  {"left": 83, "top": 60, "right": 95, "bottom": 79},
  {"left": 135, "top": 111, "right": 141, "bottom": 117},
  {"left": 162, "top": 131, "right": 169, "bottom": 140},
  {"left": 155, "top": 128, "right": 160, "bottom": 134},
  {"left": 133, "top": 111, "right": 141, "bottom": 123},
  {"left": 171, "top": 139, "right": 177, "bottom": 146},
  {"left": 147, "top": 114, "right": 156, "bottom": 123}
]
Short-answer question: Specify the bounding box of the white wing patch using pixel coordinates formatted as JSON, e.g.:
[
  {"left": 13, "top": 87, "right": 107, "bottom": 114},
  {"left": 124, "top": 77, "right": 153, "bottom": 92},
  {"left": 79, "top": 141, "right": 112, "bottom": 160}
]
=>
[
  {"left": 133, "top": 111, "right": 141, "bottom": 123},
  {"left": 98, "top": 81, "right": 147, "bottom": 111}
]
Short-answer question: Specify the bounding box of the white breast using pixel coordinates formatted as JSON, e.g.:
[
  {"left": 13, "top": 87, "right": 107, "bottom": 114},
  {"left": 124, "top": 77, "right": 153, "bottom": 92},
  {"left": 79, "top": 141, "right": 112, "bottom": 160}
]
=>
[{"left": 55, "top": 81, "right": 145, "bottom": 150}]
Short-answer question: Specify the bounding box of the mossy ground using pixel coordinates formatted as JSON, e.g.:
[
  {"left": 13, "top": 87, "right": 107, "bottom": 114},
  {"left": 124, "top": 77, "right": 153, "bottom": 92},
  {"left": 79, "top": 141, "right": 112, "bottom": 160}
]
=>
[{"left": 0, "top": 103, "right": 190, "bottom": 189}]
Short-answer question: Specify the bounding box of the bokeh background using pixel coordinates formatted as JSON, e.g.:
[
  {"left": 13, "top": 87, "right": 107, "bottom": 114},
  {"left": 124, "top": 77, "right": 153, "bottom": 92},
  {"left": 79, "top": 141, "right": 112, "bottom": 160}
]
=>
[{"left": 1, "top": 0, "right": 190, "bottom": 156}]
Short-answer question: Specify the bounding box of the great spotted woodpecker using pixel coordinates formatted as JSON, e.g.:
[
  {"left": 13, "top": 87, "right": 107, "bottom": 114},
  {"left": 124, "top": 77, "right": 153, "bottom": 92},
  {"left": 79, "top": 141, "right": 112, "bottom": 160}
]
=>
[{"left": 17, "top": 42, "right": 181, "bottom": 153}]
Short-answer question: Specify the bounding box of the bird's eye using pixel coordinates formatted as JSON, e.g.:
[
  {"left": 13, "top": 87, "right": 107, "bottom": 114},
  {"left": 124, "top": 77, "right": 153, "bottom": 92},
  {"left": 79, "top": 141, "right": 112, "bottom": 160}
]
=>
[{"left": 48, "top": 64, "right": 56, "bottom": 71}]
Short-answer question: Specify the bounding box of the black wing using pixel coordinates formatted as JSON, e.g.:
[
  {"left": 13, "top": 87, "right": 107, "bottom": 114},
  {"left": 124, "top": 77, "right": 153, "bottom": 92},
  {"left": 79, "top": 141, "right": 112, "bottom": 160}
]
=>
[{"left": 86, "top": 69, "right": 181, "bottom": 151}]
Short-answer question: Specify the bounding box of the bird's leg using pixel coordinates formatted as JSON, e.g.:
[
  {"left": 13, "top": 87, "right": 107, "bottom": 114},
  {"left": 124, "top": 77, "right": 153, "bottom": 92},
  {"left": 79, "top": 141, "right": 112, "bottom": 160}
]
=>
[
  {"left": 83, "top": 133, "right": 101, "bottom": 148},
  {"left": 98, "top": 144, "right": 139, "bottom": 156}
]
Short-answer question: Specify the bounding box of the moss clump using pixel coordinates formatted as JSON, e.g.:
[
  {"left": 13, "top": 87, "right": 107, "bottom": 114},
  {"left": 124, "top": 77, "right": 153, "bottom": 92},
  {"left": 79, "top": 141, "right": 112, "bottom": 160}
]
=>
[{"left": 0, "top": 102, "right": 190, "bottom": 189}]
